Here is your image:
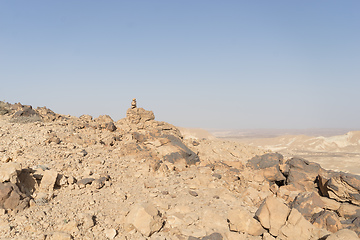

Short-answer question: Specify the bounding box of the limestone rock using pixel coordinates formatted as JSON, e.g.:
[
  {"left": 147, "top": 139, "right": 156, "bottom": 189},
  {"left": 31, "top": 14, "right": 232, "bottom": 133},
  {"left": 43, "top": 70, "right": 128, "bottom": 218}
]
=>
[
  {"left": 0, "top": 182, "right": 29, "bottom": 211},
  {"left": 126, "top": 107, "right": 155, "bottom": 124},
  {"left": 255, "top": 196, "right": 290, "bottom": 236},
  {"left": 311, "top": 210, "right": 342, "bottom": 233},
  {"left": 104, "top": 228, "right": 117, "bottom": 239},
  {"left": 247, "top": 153, "right": 283, "bottom": 169},
  {"left": 247, "top": 153, "right": 285, "bottom": 182},
  {"left": 48, "top": 232, "right": 73, "bottom": 240},
  {"left": 0, "top": 162, "right": 21, "bottom": 183},
  {"left": 39, "top": 170, "right": 58, "bottom": 192},
  {"left": 326, "top": 173, "right": 360, "bottom": 206},
  {"left": 320, "top": 196, "right": 341, "bottom": 211},
  {"left": 337, "top": 203, "right": 360, "bottom": 218},
  {"left": 277, "top": 208, "right": 321, "bottom": 240},
  {"left": 285, "top": 157, "right": 325, "bottom": 192},
  {"left": 228, "top": 209, "right": 265, "bottom": 236},
  {"left": 291, "top": 192, "right": 325, "bottom": 221},
  {"left": 189, "top": 233, "right": 223, "bottom": 240},
  {"left": 325, "top": 229, "right": 360, "bottom": 240},
  {"left": 125, "top": 203, "right": 164, "bottom": 237}
]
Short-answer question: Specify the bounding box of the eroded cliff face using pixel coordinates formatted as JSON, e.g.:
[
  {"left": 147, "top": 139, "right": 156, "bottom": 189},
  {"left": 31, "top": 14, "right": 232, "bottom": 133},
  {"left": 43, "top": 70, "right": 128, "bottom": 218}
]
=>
[{"left": 0, "top": 101, "right": 359, "bottom": 240}]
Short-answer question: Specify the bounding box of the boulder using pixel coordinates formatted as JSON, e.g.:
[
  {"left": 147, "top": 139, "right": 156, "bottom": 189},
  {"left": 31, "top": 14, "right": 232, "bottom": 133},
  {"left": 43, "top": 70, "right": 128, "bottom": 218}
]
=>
[
  {"left": 11, "top": 104, "right": 42, "bottom": 123},
  {"left": 291, "top": 192, "right": 325, "bottom": 221},
  {"left": 320, "top": 196, "right": 341, "bottom": 211},
  {"left": 326, "top": 173, "right": 360, "bottom": 206},
  {"left": 228, "top": 209, "right": 265, "bottom": 236},
  {"left": 325, "top": 229, "right": 360, "bottom": 240},
  {"left": 125, "top": 203, "right": 164, "bottom": 237},
  {"left": 247, "top": 153, "right": 284, "bottom": 169},
  {"left": 247, "top": 153, "right": 285, "bottom": 182},
  {"left": 285, "top": 157, "right": 325, "bottom": 192},
  {"left": 277, "top": 208, "right": 324, "bottom": 240},
  {"left": 255, "top": 196, "right": 290, "bottom": 236},
  {"left": 311, "top": 210, "right": 342, "bottom": 233},
  {"left": 337, "top": 203, "right": 360, "bottom": 218},
  {"left": 135, "top": 132, "right": 200, "bottom": 166}
]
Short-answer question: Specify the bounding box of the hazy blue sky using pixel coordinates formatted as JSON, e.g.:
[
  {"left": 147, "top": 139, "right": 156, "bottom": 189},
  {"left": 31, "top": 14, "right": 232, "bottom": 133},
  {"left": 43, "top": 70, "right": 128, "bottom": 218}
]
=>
[{"left": 1, "top": 1, "right": 359, "bottom": 129}]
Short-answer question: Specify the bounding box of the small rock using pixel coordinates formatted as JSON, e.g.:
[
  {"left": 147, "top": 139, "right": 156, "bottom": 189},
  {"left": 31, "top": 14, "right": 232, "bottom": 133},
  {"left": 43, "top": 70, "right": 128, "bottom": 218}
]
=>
[
  {"left": 78, "top": 150, "right": 88, "bottom": 157},
  {"left": 39, "top": 170, "right": 58, "bottom": 192},
  {"left": 125, "top": 202, "right": 163, "bottom": 237},
  {"left": 104, "top": 228, "right": 117, "bottom": 239},
  {"left": 92, "top": 177, "right": 106, "bottom": 189},
  {"left": 189, "top": 190, "right": 198, "bottom": 197},
  {"left": 212, "top": 173, "right": 222, "bottom": 179},
  {"left": 77, "top": 178, "right": 95, "bottom": 188},
  {"left": 1, "top": 155, "right": 11, "bottom": 163},
  {"left": 48, "top": 231, "right": 72, "bottom": 240}
]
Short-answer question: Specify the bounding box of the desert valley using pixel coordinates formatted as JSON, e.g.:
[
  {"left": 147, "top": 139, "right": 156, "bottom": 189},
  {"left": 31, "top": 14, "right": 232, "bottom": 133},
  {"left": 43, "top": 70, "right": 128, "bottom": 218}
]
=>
[{"left": 1, "top": 100, "right": 360, "bottom": 240}]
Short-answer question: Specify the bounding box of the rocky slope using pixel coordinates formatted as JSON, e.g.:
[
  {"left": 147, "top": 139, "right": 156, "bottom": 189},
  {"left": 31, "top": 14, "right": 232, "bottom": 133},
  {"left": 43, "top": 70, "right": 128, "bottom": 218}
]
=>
[{"left": 1, "top": 101, "right": 360, "bottom": 240}]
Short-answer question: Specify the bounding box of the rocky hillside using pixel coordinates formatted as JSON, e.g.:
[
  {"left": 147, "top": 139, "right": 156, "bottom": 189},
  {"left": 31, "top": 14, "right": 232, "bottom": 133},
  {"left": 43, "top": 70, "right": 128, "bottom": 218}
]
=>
[{"left": 1, "top": 101, "right": 360, "bottom": 240}]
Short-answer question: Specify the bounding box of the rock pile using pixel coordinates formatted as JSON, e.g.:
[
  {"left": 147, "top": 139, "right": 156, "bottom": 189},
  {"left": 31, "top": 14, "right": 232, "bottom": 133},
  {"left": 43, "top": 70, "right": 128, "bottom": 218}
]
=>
[{"left": 0, "top": 100, "right": 359, "bottom": 239}]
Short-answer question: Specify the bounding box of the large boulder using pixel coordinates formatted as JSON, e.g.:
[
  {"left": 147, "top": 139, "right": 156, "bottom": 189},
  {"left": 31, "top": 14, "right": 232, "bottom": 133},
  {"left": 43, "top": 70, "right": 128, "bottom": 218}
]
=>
[
  {"left": 291, "top": 192, "right": 325, "bottom": 221},
  {"left": 11, "top": 104, "right": 42, "bottom": 123},
  {"left": 255, "top": 196, "right": 290, "bottom": 236},
  {"left": 247, "top": 153, "right": 285, "bottom": 182},
  {"left": 311, "top": 210, "right": 342, "bottom": 233},
  {"left": 321, "top": 172, "right": 360, "bottom": 206},
  {"left": 284, "top": 157, "right": 326, "bottom": 192},
  {"left": 134, "top": 132, "right": 199, "bottom": 166},
  {"left": 277, "top": 208, "right": 325, "bottom": 240}
]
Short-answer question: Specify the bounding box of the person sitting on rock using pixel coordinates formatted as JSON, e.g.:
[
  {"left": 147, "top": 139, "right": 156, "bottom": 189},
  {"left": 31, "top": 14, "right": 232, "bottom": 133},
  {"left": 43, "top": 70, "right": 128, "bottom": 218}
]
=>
[{"left": 131, "top": 98, "right": 137, "bottom": 109}]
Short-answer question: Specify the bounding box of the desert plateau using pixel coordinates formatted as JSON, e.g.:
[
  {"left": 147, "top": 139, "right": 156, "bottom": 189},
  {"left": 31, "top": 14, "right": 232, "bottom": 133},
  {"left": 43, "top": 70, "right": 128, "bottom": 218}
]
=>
[{"left": 1, "top": 100, "right": 360, "bottom": 240}]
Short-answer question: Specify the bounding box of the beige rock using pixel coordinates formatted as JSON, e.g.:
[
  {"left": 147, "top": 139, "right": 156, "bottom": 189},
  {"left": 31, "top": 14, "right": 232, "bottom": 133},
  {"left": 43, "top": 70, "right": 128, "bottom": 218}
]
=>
[
  {"left": 255, "top": 196, "right": 290, "bottom": 236},
  {"left": 338, "top": 202, "right": 360, "bottom": 217},
  {"left": 48, "top": 232, "right": 73, "bottom": 240},
  {"left": 104, "top": 228, "right": 117, "bottom": 239},
  {"left": 320, "top": 196, "right": 341, "bottom": 211},
  {"left": 39, "top": 170, "right": 58, "bottom": 191},
  {"left": 262, "top": 232, "right": 275, "bottom": 240},
  {"left": 311, "top": 210, "right": 342, "bottom": 233},
  {"left": 0, "top": 162, "right": 21, "bottom": 183},
  {"left": 57, "top": 220, "right": 79, "bottom": 234},
  {"left": 200, "top": 208, "right": 229, "bottom": 233},
  {"left": 325, "top": 229, "right": 360, "bottom": 240},
  {"left": 277, "top": 208, "right": 324, "bottom": 240},
  {"left": 125, "top": 203, "right": 163, "bottom": 237},
  {"left": 228, "top": 209, "right": 265, "bottom": 236},
  {"left": 1, "top": 155, "right": 11, "bottom": 163}
]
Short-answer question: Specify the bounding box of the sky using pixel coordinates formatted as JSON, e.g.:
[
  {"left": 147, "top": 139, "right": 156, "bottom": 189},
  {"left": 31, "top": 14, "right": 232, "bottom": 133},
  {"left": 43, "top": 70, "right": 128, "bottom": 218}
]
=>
[{"left": 1, "top": 1, "right": 360, "bottom": 129}]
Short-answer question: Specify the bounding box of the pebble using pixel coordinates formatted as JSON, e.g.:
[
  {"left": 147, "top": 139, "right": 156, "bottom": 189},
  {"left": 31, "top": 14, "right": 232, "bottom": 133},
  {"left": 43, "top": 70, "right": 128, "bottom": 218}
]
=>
[
  {"left": 188, "top": 190, "right": 198, "bottom": 197},
  {"left": 104, "top": 228, "right": 117, "bottom": 239}
]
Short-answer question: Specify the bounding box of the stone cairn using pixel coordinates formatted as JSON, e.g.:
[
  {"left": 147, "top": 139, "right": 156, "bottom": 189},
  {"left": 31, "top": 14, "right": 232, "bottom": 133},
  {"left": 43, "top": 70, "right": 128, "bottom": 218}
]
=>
[{"left": 131, "top": 98, "right": 137, "bottom": 109}]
